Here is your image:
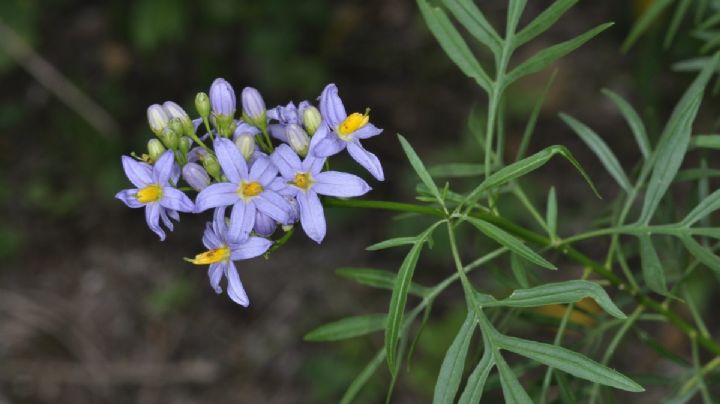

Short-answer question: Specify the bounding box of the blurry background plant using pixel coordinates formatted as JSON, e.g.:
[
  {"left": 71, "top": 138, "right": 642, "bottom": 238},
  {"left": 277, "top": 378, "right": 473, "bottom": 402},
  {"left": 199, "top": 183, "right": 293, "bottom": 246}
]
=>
[{"left": 1, "top": 0, "right": 719, "bottom": 403}]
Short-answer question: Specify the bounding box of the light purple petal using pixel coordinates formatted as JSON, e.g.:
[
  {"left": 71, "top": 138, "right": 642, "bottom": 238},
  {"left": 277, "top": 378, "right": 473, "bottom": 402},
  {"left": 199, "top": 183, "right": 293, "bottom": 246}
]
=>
[
  {"left": 269, "top": 177, "right": 297, "bottom": 198},
  {"left": 229, "top": 201, "right": 256, "bottom": 242},
  {"left": 347, "top": 141, "right": 384, "bottom": 181},
  {"left": 313, "top": 171, "right": 371, "bottom": 197},
  {"left": 187, "top": 147, "right": 209, "bottom": 163},
  {"left": 296, "top": 190, "right": 326, "bottom": 244},
  {"left": 145, "top": 202, "right": 166, "bottom": 240},
  {"left": 230, "top": 236, "right": 272, "bottom": 260},
  {"left": 319, "top": 83, "right": 347, "bottom": 127},
  {"left": 121, "top": 156, "right": 152, "bottom": 187},
  {"left": 268, "top": 124, "right": 288, "bottom": 142},
  {"left": 255, "top": 191, "right": 290, "bottom": 223},
  {"left": 115, "top": 189, "right": 144, "bottom": 208},
  {"left": 352, "top": 122, "right": 383, "bottom": 140},
  {"left": 160, "top": 209, "right": 174, "bottom": 231},
  {"left": 208, "top": 262, "right": 224, "bottom": 294},
  {"left": 302, "top": 152, "right": 326, "bottom": 175},
  {"left": 195, "top": 183, "right": 239, "bottom": 212},
  {"left": 232, "top": 121, "right": 261, "bottom": 140},
  {"left": 308, "top": 122, "right": 329, "bottom": 155},
  {"left": 160, "top": 187, "right": 195, "bottom": 212},
  {"left": 249, "top": 156, "right": 278, "bottom": 186},
  {"left": 254, "top": 212, "right": 277, "bottom": 237},
  {"left": 168, "top": 209, "right": 179, "bottom": 221},
  {"left": 152, "top": 150, "right": 176, "bottom": 185},
  {"left": 214, "top": 138, "right": 248, "bottom": 183},
  {"left": 203, "top": 222, "right": 222, "bottom": 249},
  {"left": 212, "top": 206, "right": 228, "bottom": 239},
  {"left": 225, "top": 262, "right": 249, "bottom": 306},
  {"left": 270, "top": 144, "right": 302, "bottom": 179},
  {"left": 313, "top": 133, "right": 346, "bottom": 158}
]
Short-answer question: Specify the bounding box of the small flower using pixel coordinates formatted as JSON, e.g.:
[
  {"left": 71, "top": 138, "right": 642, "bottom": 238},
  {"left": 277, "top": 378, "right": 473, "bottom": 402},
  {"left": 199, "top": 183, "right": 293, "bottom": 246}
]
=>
[
  {"left": 302, "top": 105, "right": 322, "bottom": 135},
  {"left": 241, "top": 87, "right": 266, "bottom": 125},
  {"left": 116, "top": 151, "right": 195, "bottom": 240},
  {"left": 182, "top": 162, "right": 211, "bottom": 191},
  {"left": 286, "top": 123, "right": 310, "bottom": 156},
  {"left": 147, "top": 104, "right": 169, "bottom": 135},
  {"left": 187, "top": 209, "right": 272, "bottom": 306},
  {"left": 195, "top": 138, "right": 292, "bottom": 242},
  {"left": 267, "top": 101, "right": 310, "bottom": 142},
  {"left": 310, "top": 83, "right": 384, "bottom": 181},
  {"left": 271, "top": 144, "right": 371, "bottom": 243},
  {"left": 209, "top": 78, "right": 236, "bottom": 117},
  {"left": 147, "top": 139, "right": 166, "bottom": 162},
  {"left": 195, "top": 92, "right": 211, "bottom": 119},
  {"left": 163, "top": 101, "right": 193, "bottom": 135}
]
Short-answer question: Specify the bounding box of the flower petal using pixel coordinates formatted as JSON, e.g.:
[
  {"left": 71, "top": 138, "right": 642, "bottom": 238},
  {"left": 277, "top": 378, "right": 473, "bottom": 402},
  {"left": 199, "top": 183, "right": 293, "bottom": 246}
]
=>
[
  {"left": 255, "top": 191, "right": 290, "bottom": 223},
  {"left": 313, "top": 171, "right": 371, "bottom": 197},
  {"left": 268, "top": 124, "right": 288, "bottom": 142},
  {"left": 228, "top": 200, "right": 256, "bottom": 242},
  {"left": 115, "top": 189, "right": 144, "bottom": 208},
  {"left": 254, "top": 212, "right": 277, "bottom": 237},
  {"left": 352, "top": 122, "right": 383, "bottom": 140},
  {"left": 270, "top": 144, "right": 302, "bottom": 179},
  {"left": 347, "top": 141, "right": 384, "bottom": 181},
  {"left": 145, "top": 202, "right": 166, "bottom": 240},
  {"left": 319, "top": 83, "right": 346, "bottom": 127},
  {"left": 160, "top": 209, "right": 174, "bottom": 231},
  {"left": 313, "top": 132, "right": 346, "bottom": 158},
  {"left": 230, "top": 236, "right": 272, "bottom": 260},
  {"left": 232, "top": 121, "right": 260, "bottom": 139},
  {"left": 203, "top": 222, "right": 222, "bottom": 250},
  {"left": 160, "top": 187, "right": 195, "bottom": 212},
  {"left": 296, "top": 190, "right": 326, "bottom": 243},
  {"left": 152, "top": 150, "right": 176, "bottom": 185},
  {"left": 249, "top": 155, "right": 278, "bottom": 186},
  {"left": 214, "top": 137, "right": 248, "bottom": 183},
  {"left": 224, "top": 262, "right": 250, "bottom": 306},
  {"left": 208, "top": 262, "right": 224, "bottom": 294},
  {"left": 121, "top": 156, "right": 152, "bottom": 187},
  {"left": 302, "top": 152, "right": 326, "bottom": 175},
  {"left": 195, "top": 183, "right": 239, "bottom": 212}
]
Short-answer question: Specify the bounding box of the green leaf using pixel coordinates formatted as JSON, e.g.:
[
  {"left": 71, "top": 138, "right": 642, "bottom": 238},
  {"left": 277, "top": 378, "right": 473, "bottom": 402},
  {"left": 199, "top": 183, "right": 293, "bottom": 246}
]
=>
[
  {"left": 546, "top": 186, "right": 558, "bottom": 240},
  {"left": 681, "top": 236, "right": 720, "bottom": 274},
  {"left": 681, "top": 189, "right": 720, "bottom": 226},
  {"left": 602, "top": 89, "right": 651, "bottom": 160},
  {"left": 494, "top": 350, "right": 533, "bottom": 404},
  {"left": 458, "top": 345, "right": 494, "bottom": 404},
  {"left": 510, "top": 253, "right": 530, "bottom": 289},
  {"left": 417, "top": 0, "right": 492, "bottom": 92},
  {"left": 429, "top": 163, "right": 485, "bottom": 178},
  {"left": 367, "top": 237, "right": 420, "bottom": 251},
  {"left": 639, "top": 54, "right": 719, "bottom": 224},
  {"left": 664, "top": 0, "right": 692, "bottom": 48},
  {"left": 466, "top": 217, "right": 556, "bottom": 270},
  {"left": 506, "top": 0, "right": 528, "bottom": 36},
  {"left": 305, "top": 314, "right": 387, "bottom": 341},
  {"left": 496, "top": 335, "right": 645, "bottom": 392},
  {"left": 560, "top": 113, "right": 632, "bottom": 192},
  {"left": 517, "top": 69, "right": 558, "bottom": 160},
  {"left": 340, "top": 350, "right": 385, "bottom": 404},
  {"left": 442, "top": 0, "right": 502, "bottom": 55},
  {"left": 434, "top": 311, "right": 477, "bottom": 404},
  {"left": 386, "top": 232, "right": 430, "bottom": 373},
  {"left": 639, "top": 235, "right": 668, "bottom": 295},
  {"left": 622, "top": 0, "right": 674, "bottom": 51},
  {"left": 335, "top": 268, "right": 428, "bottom": 297},
  {"left": 506, "top": 23, "right": 613, "bottom": 86},
  {"left": 689, "top": 134, "right": 720, "bottom": 150},
  {"left": 483, "top": 280, "right": 626, "bottom": 319},
  {"left": 398, "top": 134, "right": 444, "bottom": 206},
  {"left": 512, "top": 0, "right": 578, "bottom": 48}
]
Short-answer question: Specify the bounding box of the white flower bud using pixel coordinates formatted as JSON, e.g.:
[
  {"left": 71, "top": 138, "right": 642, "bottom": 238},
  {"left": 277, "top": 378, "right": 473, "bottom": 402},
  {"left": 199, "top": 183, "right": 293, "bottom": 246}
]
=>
[
  {"left": 147, "top": 104, "right": 169, "bottom": 135},
  {"left": 235, "top": 135, "right": 256, "bottom": 160},
  {"left": 302, "top": 105, "right": 322, "bottom": 136},
  {"left": 286, "top": 123, "right": 309, "bottom": 156}
]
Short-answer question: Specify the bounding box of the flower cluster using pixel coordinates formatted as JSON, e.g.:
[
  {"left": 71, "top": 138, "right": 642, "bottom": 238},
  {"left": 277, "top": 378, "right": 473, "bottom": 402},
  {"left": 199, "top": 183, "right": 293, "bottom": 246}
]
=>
[{"left": 116, "top": 79, "right": 383, "bottom": 306}]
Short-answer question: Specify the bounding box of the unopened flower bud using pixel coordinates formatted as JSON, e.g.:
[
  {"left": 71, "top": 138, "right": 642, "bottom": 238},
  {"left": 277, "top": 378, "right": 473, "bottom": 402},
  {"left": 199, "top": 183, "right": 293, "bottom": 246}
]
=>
[
  {"left": 242, "top": 87, "right": 266, "bottom": 122},
  {"left": 209, "top": 78, "right": 236, "bottom": 117},
  {"left": 202, "top": 154, "right": 222, "bottom": 180},
  {"left": 163, "top": 101, "right": 193, "bottom": 135},
  {"left": 168, "top": 117, "right": 184, "bottom": 137},
  {"left": 147, "top": 104, "right": 169, "bottom": 135},
  {"left": 160, "top": 127, "right": 179, "bottom": 150},
  {"left": 147, "top": 139, "right": 166, "bottom": 161},
  {"left": 195, "top": 92, "right": 210, "bottom": 119},
  {"left": 303, "top": 105, "right": 321, "bottom": 136},
  {"left": 179, "top": 136, "right": 192, "bottom": 154},
  {"left": 182, "top": 162, "right": 211, "bottom": 191},
  {"left": 286, "top": 123, "right": 309, "bottom": 156},
  {"left": 235, "top": 135, "right": 255, "bottom": 160}
]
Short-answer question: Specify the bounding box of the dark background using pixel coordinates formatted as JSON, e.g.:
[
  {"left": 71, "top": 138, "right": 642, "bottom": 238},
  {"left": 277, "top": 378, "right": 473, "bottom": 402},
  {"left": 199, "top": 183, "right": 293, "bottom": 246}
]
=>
[{"left": 0, "top": 0, "right": 715, "bottom": 403}]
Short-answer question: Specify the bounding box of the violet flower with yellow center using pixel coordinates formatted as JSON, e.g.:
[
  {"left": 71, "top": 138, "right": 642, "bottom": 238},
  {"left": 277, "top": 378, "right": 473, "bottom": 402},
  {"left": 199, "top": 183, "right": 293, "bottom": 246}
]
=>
[
  {"left": 116, "top": 150, "right": 195, "bottom": 240},
  {"left": 271, "top": 144, "right": 371, "bottom": 243},
  {"left": 310, "top": 83, "right": 385, "bottom": 181},
  {"left": 195, "top": 138, "right": 292, "bottom": 242}
]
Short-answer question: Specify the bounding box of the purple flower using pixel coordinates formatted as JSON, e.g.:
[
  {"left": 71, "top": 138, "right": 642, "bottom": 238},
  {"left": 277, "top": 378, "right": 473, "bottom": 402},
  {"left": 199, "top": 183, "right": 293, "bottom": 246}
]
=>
[
  {"left": 310, "top": 83, "right": 384, "bottom": 181},
  {"left": 182, "top": 162, "right": 211, "bottom": 191},
  {"left": 267, "top": 101, "right": 310, "bottom": 142},
  {"left": 209, "top": 78, "right": 236, "bottom": 117},
  {"left": 188, "top": 209, "right": 272, "bottom": 306},
  {"left": 116, "top": 151, "right": 195, "bottom": 240},
  {"left": 195, "top": 138, "right": 292, "bottom": 242},
  {"left": 241, "top": 87, "right": 266, "bottom": 122},
  {"left": 271, "top": 144, "right": 371, "bottom": 243}
]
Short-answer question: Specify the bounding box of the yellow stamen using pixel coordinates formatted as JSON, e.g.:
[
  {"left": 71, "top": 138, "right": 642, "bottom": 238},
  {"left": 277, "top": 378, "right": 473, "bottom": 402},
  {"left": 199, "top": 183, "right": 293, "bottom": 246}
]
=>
[
  {"left": 292, "top": 172, "right": 312, "bottom": 190},
  {"left": 136, "top": 184, "right": 162, "bottom": 203},
  {"left": 239, "top": 181, "right": 263, "bottom": 198},
  {"left": 337, "top": 111, "right": 370, "bottom": 137},
  {"left": 188, "top": 246, "right": 231, "bottom": 265}
]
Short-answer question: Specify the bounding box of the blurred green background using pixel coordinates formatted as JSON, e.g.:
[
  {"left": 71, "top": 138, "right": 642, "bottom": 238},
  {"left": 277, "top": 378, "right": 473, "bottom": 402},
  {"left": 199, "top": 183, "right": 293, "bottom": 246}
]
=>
[{"left": 0, "top": 0, "right": 713, "bottom": 403}]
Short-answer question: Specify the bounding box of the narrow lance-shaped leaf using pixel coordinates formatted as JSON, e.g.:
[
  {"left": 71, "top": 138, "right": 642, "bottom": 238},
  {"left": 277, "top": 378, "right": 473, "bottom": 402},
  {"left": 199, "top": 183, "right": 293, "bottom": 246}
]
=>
[
  {"left": 417, "top": 0, "right": 492, "bottom": 93},
  {"left": 335, "top": 267, "right": 427, "bottom": 297},
  {"left": 510, "top": 253, "right": 530, "bottom": 289},
  {"left": 442, "top": 0, "right": 502, "bottom": 56},
  {"left": 639, "top": 235, "right": 669, "bottom": 295},
  {"left": 367, "top": 236, "right": 421, "bottom": 251},
  {"left": 516, "top": 69, "right": 558, "bottom": 160},
  {"left": 546, "top": 186, "right": 558, "bottom": 240},
  {"left": 602, "top": 89, "right": 651, "bottom": 159},
  {"left": 681, "top": 235, "right": 720, "bottom": 275},
  {"left": 466, "top": 217, "right": 556, "bottom": 270},
  {"left": 681, "top": 188, "right": 720, "bottom": 226},
  {"left": 482, "top": 280, "right": 626, "bottom": 319},
  {"left": 398, "top": 134, "right": 444, "bottom": 206},
  {"left": 506, "top": 0, "right": 528, "bottom": 36},
  {"left": 512, "top": 0, "right": 578, "bottom": 48},
  {"left": 689, "top": 134, "right": 720, "bottom": 150},
  {"left": 496, "top": 335, "right": 645, "bottom": 392},
  {"left": 305, "top": 314, "right": 387, "bottom": 342},
  {"left": 340, "top": 350, "right": 386, "bottom": 404},
  {"left": 664, "top": 0, "right": 692, "bottom": 48},
  {"left": 458, "top": 332, "right": 494, "bottom": 404},
  {"left": 560, "top": 113, "right": 632, "bottom": 192},
  {"left": 505, "top": 23, "right": 613, "bottom": 86},
  {"left": 429, "top": 163, "right": 485, "bottom": 178},
  {"left": 622, "top": 0, "right": 674, "bottom": 52},
  {"left": 434, "top": 311, "right": 477, "bottom": 404},
  {"left": 494, "top": 350, "right": 533, "bottom": 404}
]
